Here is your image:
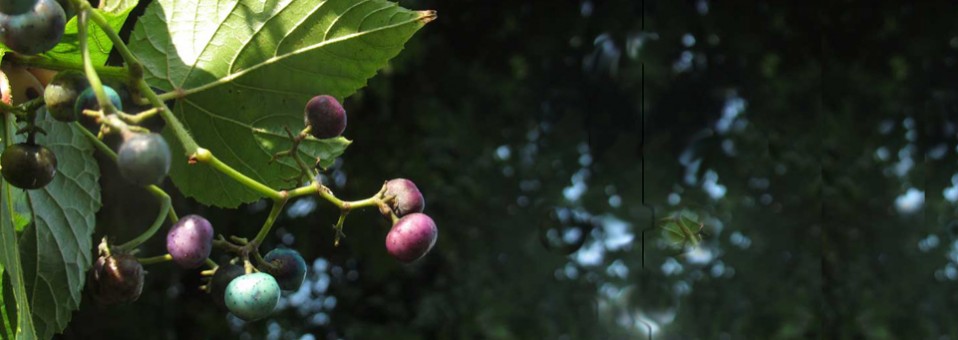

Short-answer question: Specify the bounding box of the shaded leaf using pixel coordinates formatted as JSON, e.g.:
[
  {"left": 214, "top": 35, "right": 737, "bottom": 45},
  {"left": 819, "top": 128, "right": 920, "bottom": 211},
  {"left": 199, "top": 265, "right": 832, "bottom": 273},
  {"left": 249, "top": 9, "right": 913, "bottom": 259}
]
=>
[
  {"left": 0, "top": 113, "right": 36, "bottom": 340},
  {"left": 18, "top": 115, "right": 101, "bottom": 339}
]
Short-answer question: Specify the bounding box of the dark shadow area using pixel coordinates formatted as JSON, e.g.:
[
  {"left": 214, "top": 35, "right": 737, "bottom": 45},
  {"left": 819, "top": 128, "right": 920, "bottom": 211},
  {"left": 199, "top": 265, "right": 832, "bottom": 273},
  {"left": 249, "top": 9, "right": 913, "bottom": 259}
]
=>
[{"left": 59, "top": 1, "right": 958, "bottom": 339}]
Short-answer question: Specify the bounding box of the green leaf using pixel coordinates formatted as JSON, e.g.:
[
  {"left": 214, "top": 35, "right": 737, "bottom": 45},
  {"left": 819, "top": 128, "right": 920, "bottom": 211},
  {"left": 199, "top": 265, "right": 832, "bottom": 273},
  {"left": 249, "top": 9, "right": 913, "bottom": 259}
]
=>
[
  {"left": 0, "top": 114, "right": 36, "bottom": 340},
  {"left": 128, "top": 0, "right": 435, "bottom": 207},
  {"left": 0, "top": 268, "right": 16, "bottom": 340},
  {"left": 660, "top": 222, "right": 686, "bottom": 248},
  {"left": 9, "top": 190, "right": 30, "bottom": 232},
  {"left": 38, "top": 0, "right": 138, "bottom": 66},
  {"left": 17, "top": 115, "right": 101, "bottom": 339}
]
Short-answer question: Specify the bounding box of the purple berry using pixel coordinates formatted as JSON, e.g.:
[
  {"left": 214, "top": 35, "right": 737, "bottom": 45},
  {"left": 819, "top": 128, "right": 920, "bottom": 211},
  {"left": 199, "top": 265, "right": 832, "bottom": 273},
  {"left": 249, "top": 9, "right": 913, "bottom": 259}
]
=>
[
  {"left": 385, "top": 213, "right": 438, "bottom": 263},
  {"left": 384, "top": 178, "right": 425, "bottom": 217},
  {"left": 166, "top": 214, "right": 213, "bottom": 269},
  {"left": 88, "top": 253, "right": 144, "bottom": 305},
  {"left": 304, "top": 95, "right": 346, "bottom": 139},
  {"left": 263, "top": 248, "right": 307, "bottom": 291}
]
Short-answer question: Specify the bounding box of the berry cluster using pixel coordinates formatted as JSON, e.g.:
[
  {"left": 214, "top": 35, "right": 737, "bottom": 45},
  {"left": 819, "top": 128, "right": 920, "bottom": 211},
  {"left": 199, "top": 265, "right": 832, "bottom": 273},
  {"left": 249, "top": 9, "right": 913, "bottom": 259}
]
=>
[
  {"left": 0, "top": 0, "right": 438, "bottom": 334},
  {"left": 0, "top": 66, "right": 172, "bottom": 190},
  {"left": 66, "top": 93, "right": 440, "bottom": 322}
]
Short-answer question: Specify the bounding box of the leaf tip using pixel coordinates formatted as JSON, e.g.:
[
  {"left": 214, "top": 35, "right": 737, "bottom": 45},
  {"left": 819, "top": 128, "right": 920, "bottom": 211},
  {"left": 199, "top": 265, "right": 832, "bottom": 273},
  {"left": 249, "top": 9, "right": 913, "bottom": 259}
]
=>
[{"left": 418, "top": 10, "right": 437, "bottom": 24}]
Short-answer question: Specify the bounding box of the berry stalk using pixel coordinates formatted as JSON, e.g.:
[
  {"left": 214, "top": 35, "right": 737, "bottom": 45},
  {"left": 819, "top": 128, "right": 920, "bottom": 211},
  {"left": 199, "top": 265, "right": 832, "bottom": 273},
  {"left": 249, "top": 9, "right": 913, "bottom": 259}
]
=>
[{"left": 77, "top": 10, "right": 118, "bottom": 116}]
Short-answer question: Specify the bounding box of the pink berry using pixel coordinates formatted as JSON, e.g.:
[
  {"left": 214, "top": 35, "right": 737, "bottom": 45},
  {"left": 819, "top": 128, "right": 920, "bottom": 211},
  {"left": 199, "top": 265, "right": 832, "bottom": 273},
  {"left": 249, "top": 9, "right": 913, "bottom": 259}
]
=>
[
  {"left": 384, "top": 178, "right": 425, "bottom": 217},
  {"left": 385, "top": 213, "right": 438, "bottom": 263}
]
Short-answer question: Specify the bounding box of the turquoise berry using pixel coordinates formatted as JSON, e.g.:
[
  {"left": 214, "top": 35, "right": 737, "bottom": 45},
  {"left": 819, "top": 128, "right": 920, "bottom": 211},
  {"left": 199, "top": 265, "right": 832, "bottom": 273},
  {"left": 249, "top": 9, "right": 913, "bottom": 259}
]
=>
[
  {"left": 225, "top": 273, "right": 281, "bottom": 321},
  {"left": 74, "top": 85, "right": 122, "bottom": 116},
  {"left": 263, "top": 248, "right": 307, "bottom": 291}
]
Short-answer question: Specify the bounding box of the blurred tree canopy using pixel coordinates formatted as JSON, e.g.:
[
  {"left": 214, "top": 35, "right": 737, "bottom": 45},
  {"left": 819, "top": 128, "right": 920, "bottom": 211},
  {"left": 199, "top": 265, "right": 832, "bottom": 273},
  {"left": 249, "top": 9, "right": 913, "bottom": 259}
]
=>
[{"left": 58, "top": 1, "right": 958, "bottom": 339}]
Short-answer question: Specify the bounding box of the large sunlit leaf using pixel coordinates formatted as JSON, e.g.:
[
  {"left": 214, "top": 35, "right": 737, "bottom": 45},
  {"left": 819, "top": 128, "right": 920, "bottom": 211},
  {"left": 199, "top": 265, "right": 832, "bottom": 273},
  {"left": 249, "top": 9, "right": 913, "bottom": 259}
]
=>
[{"left": 128, "top": 0, "right": 436, "bottom": 207}]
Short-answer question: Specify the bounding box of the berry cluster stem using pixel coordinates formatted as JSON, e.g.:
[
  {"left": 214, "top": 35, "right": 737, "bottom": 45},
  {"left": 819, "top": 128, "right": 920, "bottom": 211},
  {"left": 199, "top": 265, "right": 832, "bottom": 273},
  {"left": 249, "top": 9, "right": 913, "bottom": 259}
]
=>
[
  {"left": 137, "top": 253, "right": 172, "bottom": 265},
  {"left": 192, "top": 148, "right": 283, "bottom": 201},
  {"left": 75, "top": 122, "right": 180, "bottom": 250},
  {"left": 77, "top": 10, "right": 118, "bottom": 116},
  {"left": 249, "top": 198, "right": 288, "bottom": 248}
]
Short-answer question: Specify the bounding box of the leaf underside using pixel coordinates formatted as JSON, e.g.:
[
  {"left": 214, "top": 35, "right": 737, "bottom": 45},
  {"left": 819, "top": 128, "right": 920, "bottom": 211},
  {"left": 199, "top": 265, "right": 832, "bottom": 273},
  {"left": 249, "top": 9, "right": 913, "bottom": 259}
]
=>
[
  {"left": 129, "top": 0, "right": 435, "bottom": 207},
  {"left": 19, "top": 114, "right": 101, "bottom": 339}
]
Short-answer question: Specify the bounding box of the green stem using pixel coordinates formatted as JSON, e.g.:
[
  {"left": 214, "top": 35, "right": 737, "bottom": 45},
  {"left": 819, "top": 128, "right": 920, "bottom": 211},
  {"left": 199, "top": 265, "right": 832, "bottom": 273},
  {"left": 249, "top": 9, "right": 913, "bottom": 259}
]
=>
[
  {"left": 76, "top": 121, "right": 181, "bottom": 234},
  {"left": 156, "top": 92, "right": 178, "bottom": 102},
  {"left": 286, "top": 183, "right": 318, "bottom": 198},
  {"left": 86, "top": 9, "right": 143, "bottom": 80},
  {"left": 195, "top": 148, "right": 283, "bottom": 201},
  {"left": 116, "top": 107, "right": 162, "bottom": 125},
  {"left": 8, "top": 55, "right": 127, "bottom": 78},
  {"left": 115, "top": 185, "right": 171, "bottom": 251},
  {"left": 79, "top": 0, "right": 198, "bottom": 156},
  {"left": 205, "top": 258, "right": 217, "bottom": 270},
  {"left": 313, "top": 182, "right": 381, "bottom": 210},
  {"left": 249, "top": 199, "right": 288, "bottom": 248},
  {"left": 73, "top": 121, "right": 116, "bottom": 161},
  {"left": 137, "top": 254, "right": 172, "bottom": 265},
  {"left": 252, "top": 250, "right": 279, "bottom": 272},
  {"left": 77, "top": 10, "right": 118, "bottom": 115}
]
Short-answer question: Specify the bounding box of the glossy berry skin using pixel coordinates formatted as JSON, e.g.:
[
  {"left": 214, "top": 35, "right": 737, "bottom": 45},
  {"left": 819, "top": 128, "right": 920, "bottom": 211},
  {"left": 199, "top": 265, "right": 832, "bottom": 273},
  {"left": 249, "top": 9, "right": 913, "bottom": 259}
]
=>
[
  {"left": 117, "top": 133, "right": 171, "bottom": 186},
  {"left": 89, "top": 253, "right": 144, "bottom": 305},
  {"left": 43, "top": 70, "right": 88, "bottom": 121},
  {"left": 304, "top": 95, "right": 346, "bottom": 139},
  {"left": 386, "top": 213, "right": 438, "bottom": 263},
  {"left": 1, "top": 143, "right": 56, "bottom": 189},
  {"left": 384, "top": 178, "right": 425, "bottom": 217},
  {"left": 210, "top": 263, "right": 244, "bottom": 308},
  {"left": 225, "top": 273, "right": 281, "bottom": 321},
  {"left": 166, "top": 214, "right": 213, "bottom": 269},
  {"left": 0, "top": 0, "right": 65, "bottom": 55},
  {"left": 74, "top": 85, "right": 122, "bottom": 117},
  {"left": 263, "top": 248, "right": 307, "bottom": 291}
]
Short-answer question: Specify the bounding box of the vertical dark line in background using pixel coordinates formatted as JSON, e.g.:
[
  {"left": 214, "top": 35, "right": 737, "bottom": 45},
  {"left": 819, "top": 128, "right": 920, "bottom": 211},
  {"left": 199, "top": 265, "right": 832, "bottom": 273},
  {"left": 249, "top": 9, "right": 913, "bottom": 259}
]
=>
[
  {"left": 641, "top": 63, "right": 652, "bottom": 271},
  {"left": 638, "top": 3, "right": 655, "bottom": 339}
]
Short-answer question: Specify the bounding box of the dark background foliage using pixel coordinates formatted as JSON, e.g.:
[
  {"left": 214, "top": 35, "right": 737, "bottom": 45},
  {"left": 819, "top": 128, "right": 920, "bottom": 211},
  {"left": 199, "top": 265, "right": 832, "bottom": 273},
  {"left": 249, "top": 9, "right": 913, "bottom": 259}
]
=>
[{"left": 56, "top": 0, "right": 958, "bottom": 339}]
